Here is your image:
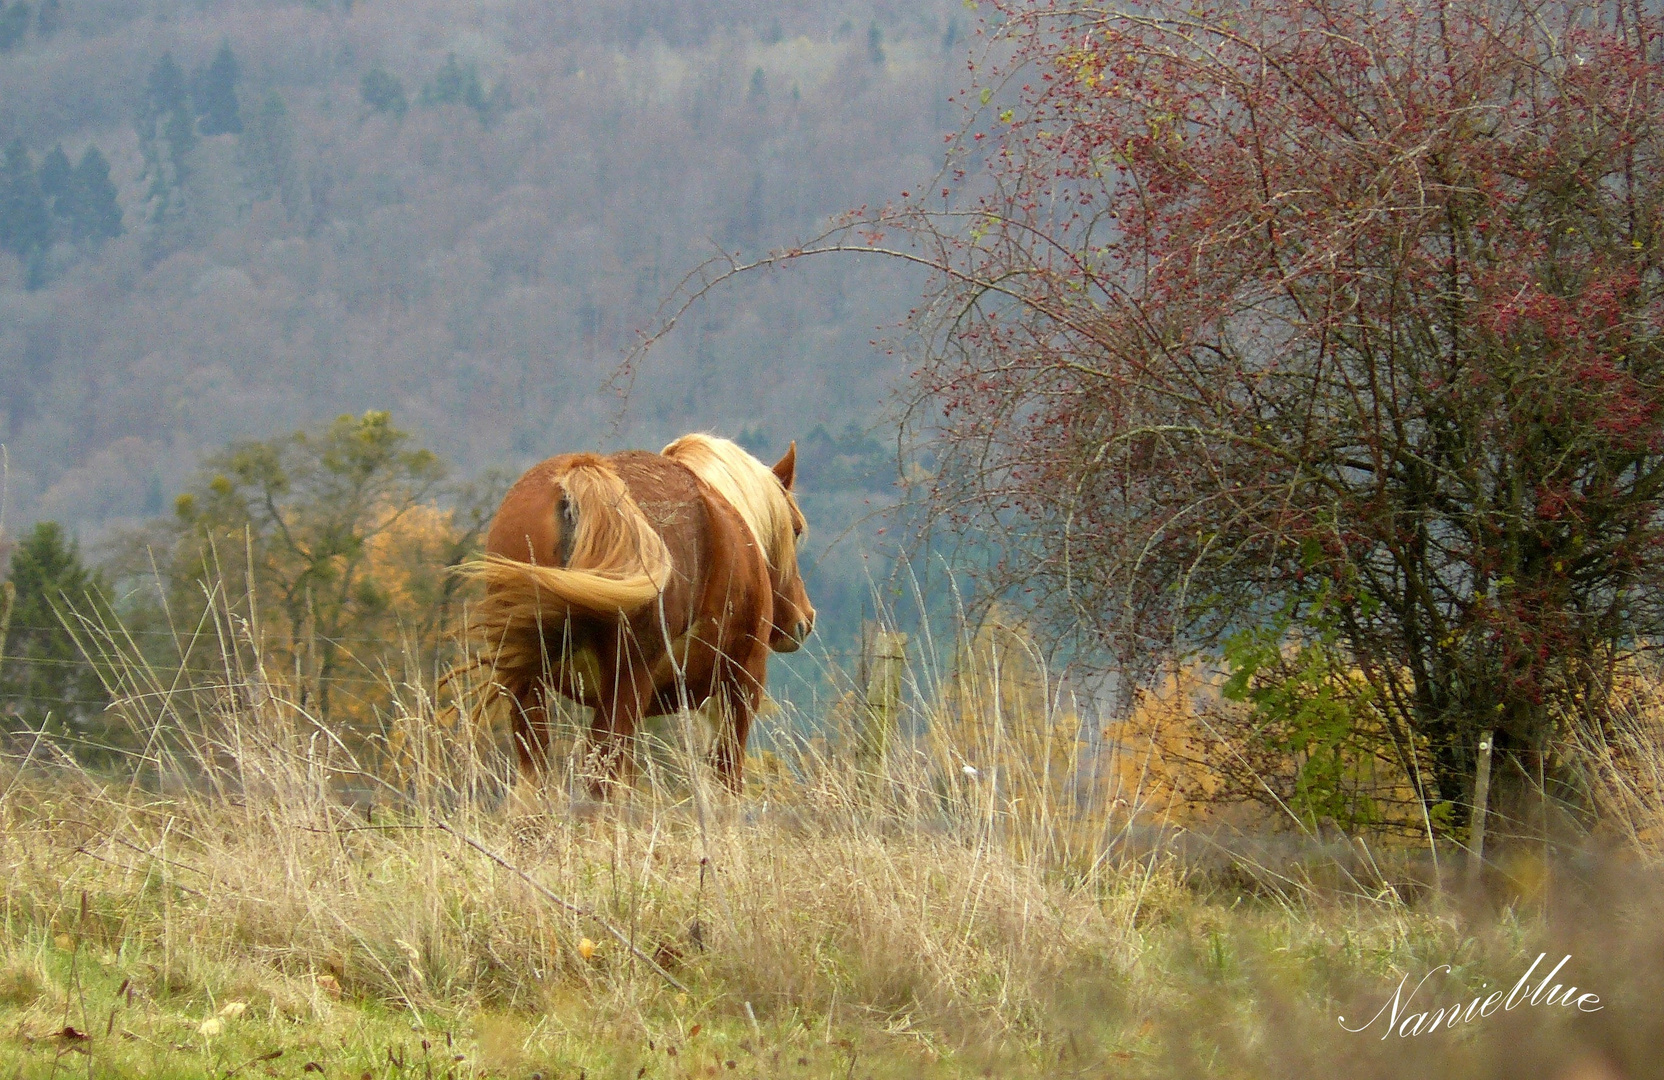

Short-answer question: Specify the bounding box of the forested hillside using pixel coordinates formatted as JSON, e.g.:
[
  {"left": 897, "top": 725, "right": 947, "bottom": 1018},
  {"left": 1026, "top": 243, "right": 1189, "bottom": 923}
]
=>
[{"left": 0, "top": 0, "right": 970, "bottom": 574}]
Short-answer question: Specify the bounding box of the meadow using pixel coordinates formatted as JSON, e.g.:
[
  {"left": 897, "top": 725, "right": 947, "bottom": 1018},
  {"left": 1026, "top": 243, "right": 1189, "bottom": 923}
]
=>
[{"left": 3, "top": 593, "right": 1662, "bottom": 1080}]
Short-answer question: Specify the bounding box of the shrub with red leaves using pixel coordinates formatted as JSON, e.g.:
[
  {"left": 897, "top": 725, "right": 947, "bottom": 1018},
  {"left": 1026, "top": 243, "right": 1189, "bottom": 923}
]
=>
[{"left": 902, "top": 0, "right": 1664, "bottom": 831}]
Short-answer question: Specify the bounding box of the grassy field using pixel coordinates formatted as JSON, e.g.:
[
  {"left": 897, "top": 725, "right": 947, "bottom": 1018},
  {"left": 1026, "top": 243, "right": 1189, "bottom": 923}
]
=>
[{"left": 3, "top": 624, "right": 1664, "bottom": 1079}]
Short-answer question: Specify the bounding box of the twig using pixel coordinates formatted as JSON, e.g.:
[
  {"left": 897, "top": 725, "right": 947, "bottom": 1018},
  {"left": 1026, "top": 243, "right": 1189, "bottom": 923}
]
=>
[
  {"left": 72, "top": 848, "right": 204, "bottom": 898},
  {"left": 435, "top": 823, "right": 690, "bottom": 993},
  {"left": 219, "top": 1049, "right": 283, "bottom": 1080}
]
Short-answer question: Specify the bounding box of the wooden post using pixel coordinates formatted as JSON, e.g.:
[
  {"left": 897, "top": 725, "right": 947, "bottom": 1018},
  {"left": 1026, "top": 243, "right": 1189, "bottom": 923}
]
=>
[
  {"left": 859, "top": 626, "right": 907, "bottom": 771},
  {"left": 0, "top": 580, "right": 14, "bottom": 679},
  {"left": 1466, "top": 730, "right": 1494, "bottom": 892}
]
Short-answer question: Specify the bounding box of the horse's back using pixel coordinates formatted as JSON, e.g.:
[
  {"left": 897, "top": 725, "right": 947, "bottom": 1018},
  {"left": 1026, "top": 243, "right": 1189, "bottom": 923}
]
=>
[
  {"left": 485, "top": 448, "right": 768, "bottom": 659},
  {"left": 612, "top": 451, "right": 711, "bottom": 637}
]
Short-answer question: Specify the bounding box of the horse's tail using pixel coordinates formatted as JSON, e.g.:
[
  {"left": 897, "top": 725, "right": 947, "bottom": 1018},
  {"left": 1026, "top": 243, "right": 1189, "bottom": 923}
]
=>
[
  {"left": 444, "top": 459, "right": 670, "bottom": 724},
  {"left": 458, "top": 458, "right": 673, "bottom": 635}
]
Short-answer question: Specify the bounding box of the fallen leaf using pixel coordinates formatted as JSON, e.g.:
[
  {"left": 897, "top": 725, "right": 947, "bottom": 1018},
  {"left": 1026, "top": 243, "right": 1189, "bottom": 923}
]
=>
[
  {"left": 315, "top": 974, "right": 342, "bottom": 998},
  {"left": 199, "top": 1017, "right": 224, "bottom": 1038},
  {"left": 219, "top": 1001, "right": 247, "bottom": 1019},
  {"left": 577, "top": 937, "right": 597, "bottom": 961}
]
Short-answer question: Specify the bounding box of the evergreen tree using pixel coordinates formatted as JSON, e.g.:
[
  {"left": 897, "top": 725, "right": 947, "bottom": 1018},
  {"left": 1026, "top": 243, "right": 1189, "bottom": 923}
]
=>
[
  {"left": 0, "top": 522, "right": 110, "bottom": 744},
  {"left": 241, "top": 91, "right": 296, "bottom": 211},
  {"left": 416, "top": 55, "right": 507, "bottom": 126},
  {"left": 144, "top": 52, "right": 191, "bottom": 125},
  {"left": 65, "top": 146, "right": 121, "bottom": 241},
  {"left": 34, "top": 0, "right": 59, "bottom": 37},
  {"left": 138, "top": 53, "right": 195, "bottom": 224},
  {"left": 360, "top": 67, "right": 407, "bottom": 118},
  {"left": 37, "top": 143, "right": 71, "bottom": 223},
  {"left": 194, "top": 39, "right": 242, "bottom": 136},
  {"left": 0, "top": 140, "right": 48, "bottom": 258},
  {"left": 0, "top": 2, "right": 28, "bottom": 52},
  {"left": 420, "top": 53, "right": 485, "bottom": 113}
]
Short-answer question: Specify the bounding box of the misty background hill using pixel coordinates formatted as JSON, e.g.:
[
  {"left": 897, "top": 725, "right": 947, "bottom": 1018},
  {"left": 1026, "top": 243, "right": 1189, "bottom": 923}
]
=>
[{"left": 0, "top": 0, "right": 978, "bottom": 653}]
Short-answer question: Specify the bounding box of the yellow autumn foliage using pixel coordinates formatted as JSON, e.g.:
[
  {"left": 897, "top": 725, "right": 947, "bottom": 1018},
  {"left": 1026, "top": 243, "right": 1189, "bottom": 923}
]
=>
[{"left": 926, "top": 611, "right": 1098, "bottom": 856}]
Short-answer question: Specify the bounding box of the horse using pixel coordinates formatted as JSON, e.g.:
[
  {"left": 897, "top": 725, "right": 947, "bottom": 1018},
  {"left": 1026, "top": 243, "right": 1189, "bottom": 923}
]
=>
[{"left": 458, "top": 434, "right": 814, "bottom": 795}]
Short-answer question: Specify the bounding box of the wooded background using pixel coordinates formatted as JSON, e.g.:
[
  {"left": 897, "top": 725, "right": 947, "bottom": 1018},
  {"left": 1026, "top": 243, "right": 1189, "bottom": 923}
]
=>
[{"left": 0, "top": 1, "right": 962, "bottom": 601}]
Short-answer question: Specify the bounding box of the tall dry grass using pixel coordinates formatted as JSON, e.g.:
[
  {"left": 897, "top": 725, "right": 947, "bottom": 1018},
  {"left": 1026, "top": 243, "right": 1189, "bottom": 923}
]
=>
[
  {"left": 5, "top": 585, "right": 1664, "bottom": 1077},
  {"left": 4, "top": 588, "right": 1168, "bottom": 1047}
]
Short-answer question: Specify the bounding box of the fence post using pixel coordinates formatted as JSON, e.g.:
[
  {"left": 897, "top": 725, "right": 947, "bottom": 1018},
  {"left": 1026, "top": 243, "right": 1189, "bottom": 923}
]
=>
[
  {"left": 0, "top": 580, "right": 14, "bottom": 682},
  {"left": 1466, "top": 730, "right": 1494, "bottom": 893},
  {"left": 859, "top": 625, "right": 907, "bottom": 772}
]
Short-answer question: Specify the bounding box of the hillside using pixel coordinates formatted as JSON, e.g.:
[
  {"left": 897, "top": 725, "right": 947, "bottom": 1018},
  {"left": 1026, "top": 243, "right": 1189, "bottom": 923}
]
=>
[{"left": 0, "top": 0, "right": 971, "bottom": 556}]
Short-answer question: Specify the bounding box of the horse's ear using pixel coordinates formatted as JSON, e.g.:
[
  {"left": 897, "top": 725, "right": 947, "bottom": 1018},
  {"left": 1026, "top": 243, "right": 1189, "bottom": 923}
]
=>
[{"left": 772, "top": 441, "right": 797, "bottom": 490}]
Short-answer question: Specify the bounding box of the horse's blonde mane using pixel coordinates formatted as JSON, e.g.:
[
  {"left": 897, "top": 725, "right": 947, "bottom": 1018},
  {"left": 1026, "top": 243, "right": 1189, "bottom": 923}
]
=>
[{"left": 662, "top": 433, "right": 804, "bottom": 579}]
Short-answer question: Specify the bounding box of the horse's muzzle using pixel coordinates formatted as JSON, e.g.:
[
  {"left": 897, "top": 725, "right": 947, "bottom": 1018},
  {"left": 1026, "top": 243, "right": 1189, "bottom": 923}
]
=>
[{"left": 775, "top": 616, "right": 813, "bottom": 653}]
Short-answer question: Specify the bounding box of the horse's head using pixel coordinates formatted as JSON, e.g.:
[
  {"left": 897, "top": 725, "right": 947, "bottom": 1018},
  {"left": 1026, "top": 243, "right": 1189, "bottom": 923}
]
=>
[
  {"left": 660, "top": 432, "right": 818, "bottom": 652},
  {"left": 766, "top": 442, "right": 815, "bottom": 653}
]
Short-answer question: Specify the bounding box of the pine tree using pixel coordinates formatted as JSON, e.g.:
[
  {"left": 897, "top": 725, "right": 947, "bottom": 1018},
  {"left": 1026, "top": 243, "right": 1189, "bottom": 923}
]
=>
[
  {"left": 0, "top": 139, "right": 47, "bottom": 258},
  {"left": 138, "top": 53, "right": 195, "bottom": 224},
  {"left": 360, "top": 67, "right": 407, "bottom": 118},
  {"left": 37, "top": 143, "right": 70, "bottom": 222},
  {"left": 65, "top": 146, "right": 121, "bottom": 241},
  {"left": 241, "top": 91, "right": 296, "bottom": 212},
  {"left": 0, "top": 522, "right": 110, "bottom": 744},
  {"left": 0, "top": 3, "right": 29, "bottom": 53},
  {"left": 195, "top": 39, "right": 242, "bottom": 136},
  {"left": 420, "top": 53, "right": 485, "bottom": 113}
]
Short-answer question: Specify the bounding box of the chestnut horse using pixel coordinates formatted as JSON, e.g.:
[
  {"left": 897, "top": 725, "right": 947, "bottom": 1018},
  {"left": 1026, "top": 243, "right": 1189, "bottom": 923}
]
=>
[{"left": 460, "top": 434, "right": 814, "bottom": 794}]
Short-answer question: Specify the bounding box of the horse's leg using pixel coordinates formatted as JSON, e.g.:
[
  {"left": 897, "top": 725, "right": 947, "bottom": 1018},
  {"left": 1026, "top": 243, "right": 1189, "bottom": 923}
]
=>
[
  {"left": 586, "top": 665, "right": 653, "bottom": 799},
  {"left": 511, "top": 683, "right": 554, "bottom": 780},
  {"left": 710, "top": 649, "right": 767, "bottom": 795}
]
